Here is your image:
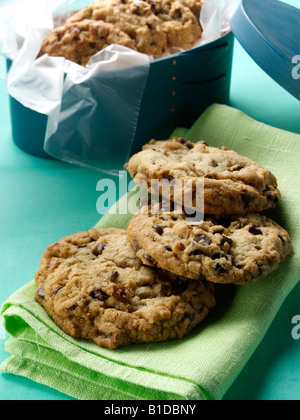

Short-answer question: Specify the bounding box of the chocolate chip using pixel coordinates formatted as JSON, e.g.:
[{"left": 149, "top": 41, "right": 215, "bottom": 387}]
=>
[
  {"left": 194, "top": 234, "right": 211, "bottom": 245},
  {"left": 89, "top": 42, "right": 97, "bottom": 49},
  {"left": 149, "top": 2, "right": 160, "bottom": 13},
  {"left": 210, "top": 159, "right": 219, "bottom": 167},
  {"left": 231, "top": 165, "right": 244, "bottom": 171},
  {"left": 212, "top": 253, "right": 226, "bottom": 260},
  {"left": 133, "top": 239, "right": 141, "bottom": 252},
  {"left": 173, "top": 8, "right": 182, "bottom": 18},
  {"left": 143, "top": 253, "right": 155, "bottom": 265},
  {"left": 37, "top": 286, "right": 45, "bottom": 299},
  {"left": 164, "top": 174, "right": 174, "bottom": 182},
  {"left": 91, "top": 288, "right": 109, "bottom": 301},
  {"left": 111, "top": 271, "right": 119, "bottom": 280},
  {"left": 190, "top": 250, "right": 202, "bottom": 256},
  {"left": 241, "top": 192, "right": 254, "bottom": 207},
  {"left": 177, "top": 138, "right": 194, "bottom": 149},
  {"left": 278, "top": 235, "right": 286, "bottom": 245},
  {"left": 112, "top": 284, "right": 131, "bottom": 304},
  {"left": 184, "top": 141, "right": 194, "bottom": 150},
  {"left": 220, "top": 235, "right": 233, "bottom": 246},
  {"left": 67, "top": 303, "right": 78, "bottom": 311},
  {"left": 165, "top": 246, "right": 173, "bottom": 252},
  {"left": 153, "top": 224, "right": 164, "bottom": 235},
  {"left": 212, "top": 261, "right": 228, "bottom": 274},
  {"left": 93, "top": 243, "right": 106, "bottom": 256},
  {"left": 249, "top": 224, "right": 262, "bottom": 235}
]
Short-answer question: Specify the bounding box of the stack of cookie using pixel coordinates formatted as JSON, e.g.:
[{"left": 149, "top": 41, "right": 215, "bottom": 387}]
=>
[
  {"left": 125, "top": 138, "right": 293, "bottom": 285},
  {"left": 34, "top": 137, "right": 293, "bottom": 350},
  {"left": 38, "top": 0, "right": 204, "bottom": 65}
]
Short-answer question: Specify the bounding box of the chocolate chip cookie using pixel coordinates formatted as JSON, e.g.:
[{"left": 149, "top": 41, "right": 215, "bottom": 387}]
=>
[
  {"left": 125, "top": 137, "right": 281, "bottom": 216},
  {"left": 38, "top": 19, "right": 136, "bottom": 66},
  {"left": 66, "top": 0, "right": 202, "bottom": 56},
  {"left": 127, "top": 202, "right": 293, "bottom": 285},
  {"left": 35, "top": 228, "right": 216, "bottom": 349},
  {"left": 146, "top": 0, "right": 203, "bottom": 51}
]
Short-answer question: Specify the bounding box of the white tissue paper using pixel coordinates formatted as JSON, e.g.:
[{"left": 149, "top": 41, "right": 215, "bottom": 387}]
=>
[{"left": 0, "top": 0, "right": 239, "bottom": 173}]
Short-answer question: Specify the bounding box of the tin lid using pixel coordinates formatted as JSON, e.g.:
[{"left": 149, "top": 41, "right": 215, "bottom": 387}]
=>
[{"left": 231, "top": 0, "right": 300, "bottom": 100}]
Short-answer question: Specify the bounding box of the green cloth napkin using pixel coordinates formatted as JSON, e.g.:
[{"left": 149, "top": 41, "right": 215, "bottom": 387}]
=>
[{"left": 1, "top": 104, "right": 300, "bottom": 401}]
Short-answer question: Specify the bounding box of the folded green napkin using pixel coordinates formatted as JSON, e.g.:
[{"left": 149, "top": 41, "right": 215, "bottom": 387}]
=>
[{"left": 1, "top": 104, "right": 300, "bottom": 400}]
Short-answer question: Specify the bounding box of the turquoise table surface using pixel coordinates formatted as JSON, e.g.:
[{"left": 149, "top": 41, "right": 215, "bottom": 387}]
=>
[{"left": 1, "top": 0, "right": 300, "bottom": 400}]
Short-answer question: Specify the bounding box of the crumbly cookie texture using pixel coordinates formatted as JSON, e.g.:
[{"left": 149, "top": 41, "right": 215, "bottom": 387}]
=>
[
  {"left": 180, "top": 0, "right": 204, "bottom": 18},
  {"left": 125, "top": 137, "right": 281, "bottom": 216},
  {"left": 38, "top": 19, "right": 136, "bottom": 66},
  {"left": 66, "top": 0, "right": 202, "bottom": 56},
  {"left": 35, "top": 228, "right": 215, "bottom": 349},
  {"left": 127, "top": 203, "right": 293, "bottom": 285}
]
